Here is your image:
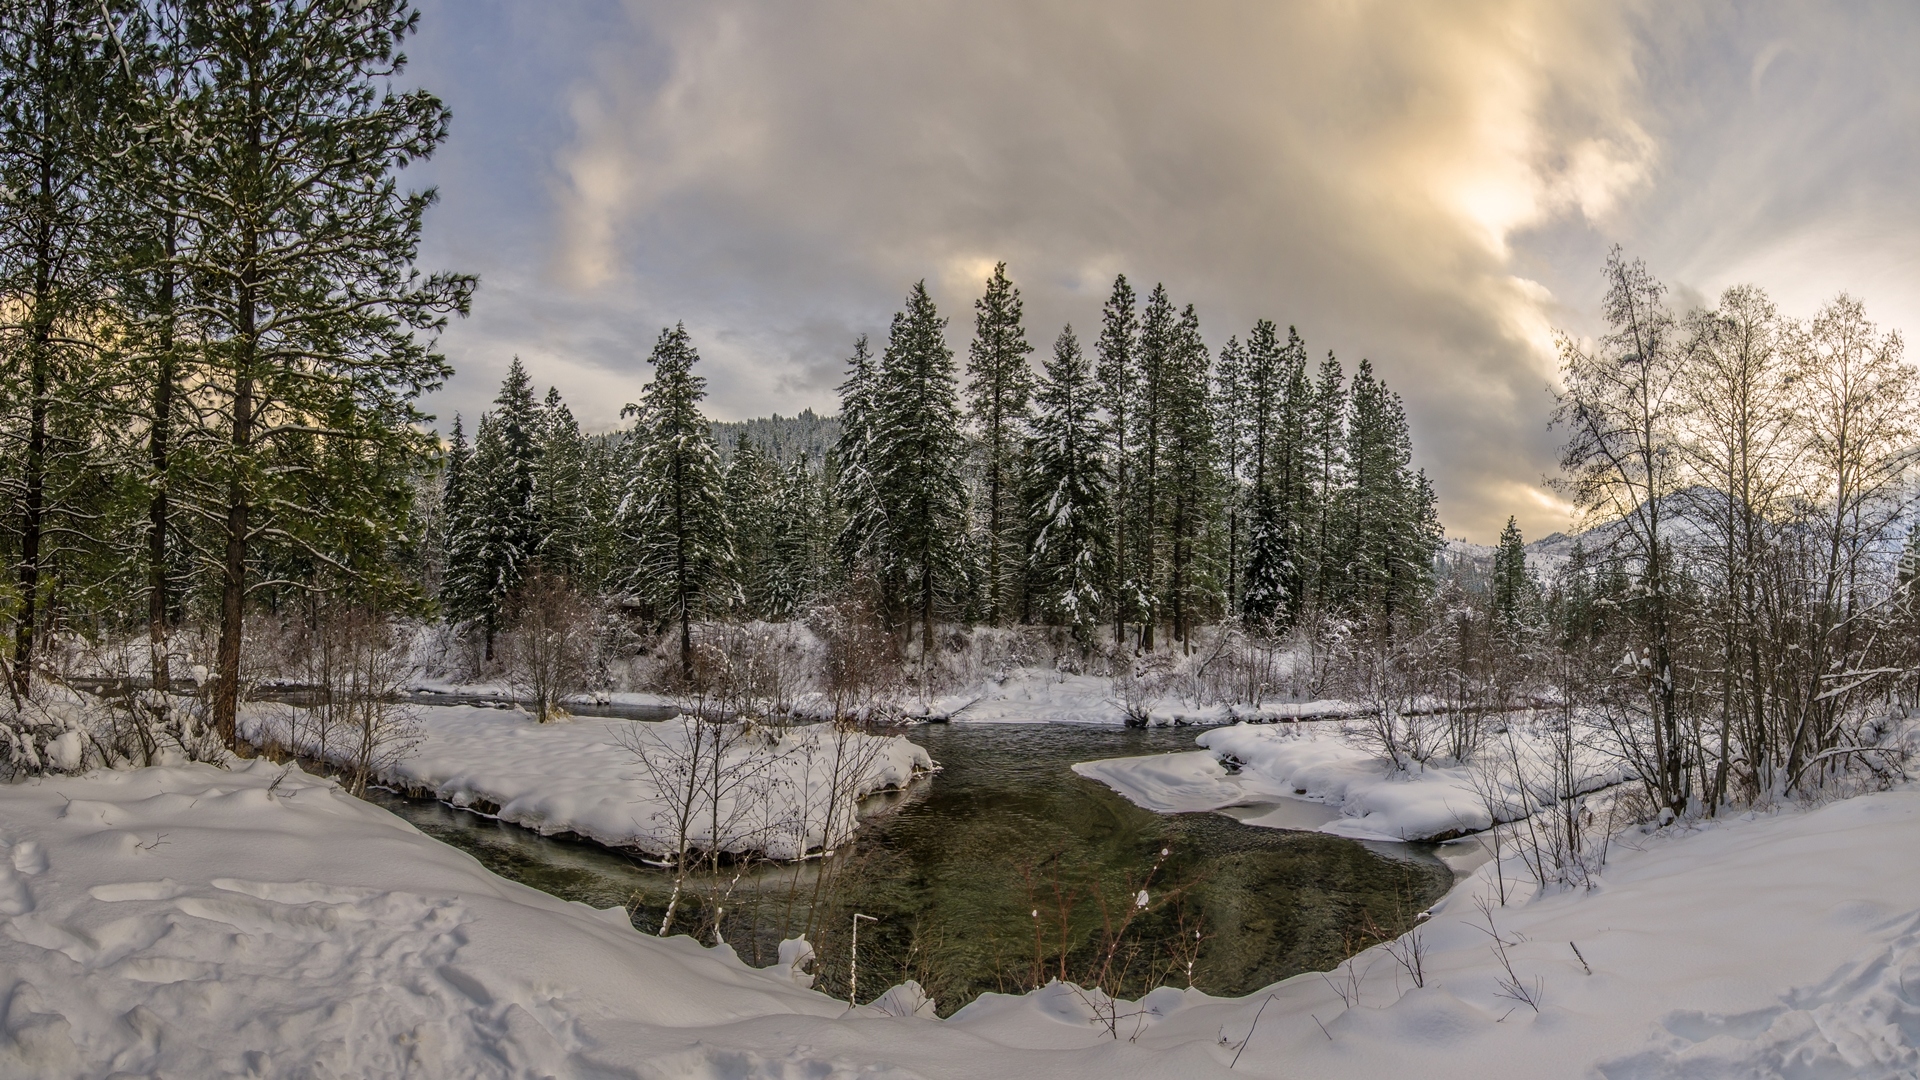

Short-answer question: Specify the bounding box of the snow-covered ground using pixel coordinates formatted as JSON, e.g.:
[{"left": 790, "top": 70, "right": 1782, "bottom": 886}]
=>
[
  {"left": 910, "top": 666, "right": 1353, "bottom": 725},
  {"left": 1075, "top": 719, "right": 1625, "bottom": 842},
  {"left": 7, "top": 759, "right": 1920, "bottom": 1077},
  {"left": 237, "top": 704, "right": 932, "bottom": 860},
  {"left": 416, "top": 666, "right": 1356, "bottom": 726}
]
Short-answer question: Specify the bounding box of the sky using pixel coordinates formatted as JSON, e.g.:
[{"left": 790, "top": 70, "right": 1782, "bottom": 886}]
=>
[{"left": 401, "top": 1, "right": 1920, "bottom": 543}]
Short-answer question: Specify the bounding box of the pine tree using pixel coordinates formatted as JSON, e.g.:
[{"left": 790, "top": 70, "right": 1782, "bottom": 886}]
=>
[
  {"left": 1095, "top": 274, "right": 1138, "bottom": 644},
  {"left": 764, "top": 454, "right": 825, "bottom": 618},
  {"left": 965, "top": 262, "right": 1033, "bottom": 625},
  {"left": 1492, "top": 515, "right": 1533, "bottom": 633},
  {"left": 1275, "top": 329, "right": 1314, "bottom": 625},
  {"left": 1307, "top": 352, "right": 1347, "bottom": 611},
  {"left": 1241, "top": 322, "right": 1313, "bottom": 628},
  {"left": 1240, "top": 321, "right": 1287, "bottom": 624},
  {"left": 1130, "top": 283, "right": 1177, "bottom": 649},
  {"left": 832, "top": 334, "right": 888, "bottom": 591},
  {"left": 105, "top": 1, "right": 197, "bottom": 700},
  {"left": 438, "top": 412, "right": 470, "bottom": 580},
  {"left": 872, "top": 282, "right": 967, "bottom": 654},
  {"left": 620, "top": 323, "right": 733, "bottom": 682},
  {"left": 0, "top": 0, "right": 121, "bottom": 698},
  {"left": 1160, "top": 304, "right": 1218, "bottom": 648},
  {"left": 1026, "top": 325, "right": 1109, "bottom": 645},
  {"left": 442, "top": 363, "right": 541, "bottom": 658},
  {"left": 533, "top": 386, "right": 593, "bottom": 581},
  {"left": 1213, "top": 335, "right": 1248, "bottom": 615},
  {"left": 1339, "top": 360, "right": 1433, "bottom": 623},
  {"left": 175, "top": 0, "right": 474, "bottom": 744},
  {"left": 492, "top": 358, "right": 541, "bottom": 573},
  {"left": 723, "top": 431, "right": 780, "bottom": 616}
]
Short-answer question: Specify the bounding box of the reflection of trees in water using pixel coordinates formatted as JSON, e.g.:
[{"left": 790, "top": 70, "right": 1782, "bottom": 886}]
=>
[{"left": 368, "top": 728, "right": 1451, "bottom": 1017}]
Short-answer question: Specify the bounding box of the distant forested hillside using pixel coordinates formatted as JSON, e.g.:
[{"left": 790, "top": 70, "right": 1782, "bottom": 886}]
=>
[{"left": 710, "top": 410, "right": 841, "bottom": 464}]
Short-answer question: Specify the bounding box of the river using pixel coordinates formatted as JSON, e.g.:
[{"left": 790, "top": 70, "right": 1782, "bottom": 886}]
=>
[{"left": 363, "top": 717, "right": 1458, "bottom": 1015}]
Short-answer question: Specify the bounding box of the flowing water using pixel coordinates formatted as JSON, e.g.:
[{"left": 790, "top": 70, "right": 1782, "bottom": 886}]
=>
[{"left": 365, "top": 720, "right": 1455, "bottom": 1014}]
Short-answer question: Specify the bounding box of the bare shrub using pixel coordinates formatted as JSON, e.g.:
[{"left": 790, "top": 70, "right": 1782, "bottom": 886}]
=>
[
  {"left": 1340, "top": 621, "right": 1445, "bottom": 770},
  {"left": 1384, "top": 922, "right": 1428, "bottom": 990},
  {"left": 1111, "top": 652, "right": 1176, "bottom": 727},
  {"left": 1474, "top": 894, "right": 1542, "bottom": 1013},
  {"left": 282, "top": 605, "right": 422, "bottom": 795},
  {"left": 502, "top": 571, "right": 597, "bottom": 723},
  {"left": 808, "top": 597, "right": 904, "bottom": 723},
  {"left": 694, "top": 621, "right": 814, "bottom": 723}
]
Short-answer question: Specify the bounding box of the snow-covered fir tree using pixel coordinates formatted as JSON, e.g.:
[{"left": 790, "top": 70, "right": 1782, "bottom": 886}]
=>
[
  {"left": 872, "top": 281, "right": 967, "bottom": 653},
  {"left": 1212, "top": 335, "right": 1248, "bottom": 614},
  {"left": 1307, "top": 351, "right": 1348, "bottom": 611},
  {"left": 619, "top": 323, "right": 734, "bottom": 681},
  {"left": 533, "top": 386, "right": 596, "bottom": 583},
  {"left": 723, "top": 432, "right": 781, "bottom": 617},
  {"left": 1160, "top": 303, "right": 1219, "bottom": 648},
  {"left": 1338, "top": 359, "right": 1438, "bottom": 621},
  {"left": 443, "top": 362, "right": 542, "bottom": 658},
  {"left": 763, "top": 454, "right": 827, "bottom": 619},
  {"left": 964, "top": 262, "right": 1034, "bottom": 626},
  {"left": 832, "top": 334, "right": 887, "bottom": 591},
  {"left": 1025, "top": 325, "right": 1109, "bottom": 645},
  {"left": 1094, "top": 274, "right": 1139, "bottom": 645},
  {"left": 1492, "top": 515, "right": 1535, "bottom": 634},
  {"left": 1128, "top": 283, "right": 1178, "bottom": 648}
]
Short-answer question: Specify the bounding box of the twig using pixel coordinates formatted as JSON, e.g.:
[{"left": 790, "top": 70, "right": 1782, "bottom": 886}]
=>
[
  {"left": 1311, "top": 1013, "right": 1332, "bottom": 1041},
  {"left": 1231, "top": 995, "right": 1275, "bottom": 1068},
  {"left": 1569, "top": 941, "right": 1591, "bottom": 975}
]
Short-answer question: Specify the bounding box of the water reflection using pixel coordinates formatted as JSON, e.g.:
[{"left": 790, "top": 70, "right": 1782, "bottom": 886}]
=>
[{"left": 366, "top": 721, "right": 1455, "bottom": 1013}]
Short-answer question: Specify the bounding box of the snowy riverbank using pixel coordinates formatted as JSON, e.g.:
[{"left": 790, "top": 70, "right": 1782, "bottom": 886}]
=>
[
  {"left": 237, "top": 704, "right": 932, "bottom": 860},
  {"left": 1075, "top": 719, "right": 1626, "bottom": 842},
  {"left": 5, "top": 760, "right": 1920, "bottom": 1077}
]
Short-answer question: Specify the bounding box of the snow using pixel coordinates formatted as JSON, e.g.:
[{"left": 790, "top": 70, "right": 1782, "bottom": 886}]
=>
[
  {"left": 236, "top": 704, "right": 932, "bottom": 860},
  {"left": 1075, "top": 719, "right": 1623, "bottom": 842},
  {"left": 914, "top": 665, "right": 1353, "bottom": 726},
  {"left": 8, "top": 759, "right": 1920, "bottom": 1077}
]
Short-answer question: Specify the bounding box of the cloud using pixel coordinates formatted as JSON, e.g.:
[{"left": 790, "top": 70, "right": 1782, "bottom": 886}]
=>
[{"left": 529, "top": 0, "right": 1656, "bottom": 540}]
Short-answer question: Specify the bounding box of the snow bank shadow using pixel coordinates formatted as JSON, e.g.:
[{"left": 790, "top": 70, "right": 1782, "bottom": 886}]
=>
[{"left": 1599, "top": 911, "right": 1920, "bottom": 1080}]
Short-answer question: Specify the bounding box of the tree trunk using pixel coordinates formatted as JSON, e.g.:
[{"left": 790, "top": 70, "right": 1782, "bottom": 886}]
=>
[
  {"left": 214, "top": 336, "right": 253, "bottom": 749},
  {"left": 921, "top": 563, "right": 935, "bottom": 656},
  {"left": 147, "top": 226, "right": 177, "bottom": 697},
  {"left": 10, "top": 328, "right": 46, "bottom": 701}
]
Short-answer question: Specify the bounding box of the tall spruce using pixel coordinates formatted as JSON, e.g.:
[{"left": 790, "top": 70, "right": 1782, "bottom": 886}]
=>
[
  {"left": 1492, "top": 515, "right": 1532, "bottom": 633},
  {"left": 1026, "top": 325, "right": 1109, "bottom": 645},
  {"left": 620, "top": 323, "right": 733, "bottom": 682},
  {"left": 443, "top": 362, "right": 539, "bottom": 658},
  {"left": 106, "top": 0, "right": 196, "bottom": 700},
  {"left": 1160, "top": 303, "right": 1218, "bottom": 648},
  {"left": 1307, "top": 352, "right": 1347, "bottom": 610},
  {"left": 1094, "top": 274, "right": 1138, "bottom": 644},
  {"left": 831, "top": 334, "right": 887, "bottom": 591},
  {"left": 872, "top": 281, "right": 967, "bottom": 654},
  {"left": 533, "top": 385, "right": 593, "bottom": 581},
  {"left": 763, "top": 455, "right": 825, "bottom": 618},
  {"left": 723, "top": 432, "right": 780, "bottom": 616},
  {"left": 964, "top": 262, "right": 1033, "bottom": 625},
  {"left": 1339, "top": 360, "right": 1433, "bottom": 622},
  {"left": 1275, "top": 329, "right": 1313, "bottom": 624},
  {"left": 1212, "top": 335, "right": 1248, "bottom": 614},
  {"left": 438, "top": 412, "right": 469, "bottom": 578},
  {"left": 1240, "top": 321, "right": 1286, "bottom": 624},
  {"left": 1129, "top": 283, "right": 1177, "bottom": 648},
  {"left": 172, "top": 0, "right": 473, "bottom": 745}
]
